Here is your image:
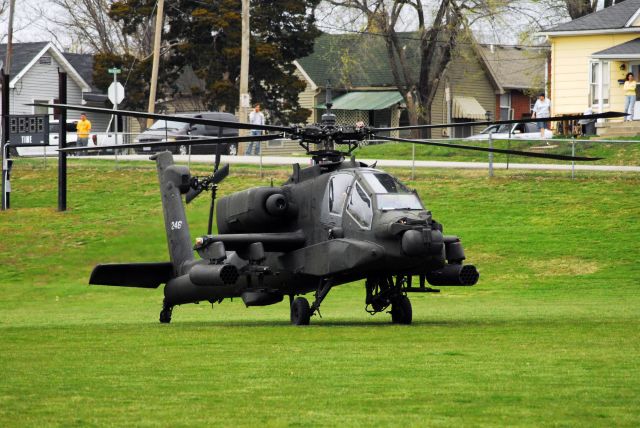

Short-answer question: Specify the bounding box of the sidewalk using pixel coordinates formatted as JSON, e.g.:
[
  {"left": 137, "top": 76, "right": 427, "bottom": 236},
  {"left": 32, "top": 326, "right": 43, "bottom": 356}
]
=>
[{"left": 91, "top": 154, "right": 640, "bottom": 172}]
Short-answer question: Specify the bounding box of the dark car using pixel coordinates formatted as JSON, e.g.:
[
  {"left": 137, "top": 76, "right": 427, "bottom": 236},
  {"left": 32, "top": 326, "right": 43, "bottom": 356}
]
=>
[{"left": 134, "top": 112, "right": 239, "bottom": 155}]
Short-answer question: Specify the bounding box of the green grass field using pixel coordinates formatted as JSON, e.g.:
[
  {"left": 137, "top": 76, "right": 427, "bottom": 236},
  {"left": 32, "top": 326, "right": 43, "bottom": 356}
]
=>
[{"left": 1, "top": 159, "right": 639, "bottom": 426}]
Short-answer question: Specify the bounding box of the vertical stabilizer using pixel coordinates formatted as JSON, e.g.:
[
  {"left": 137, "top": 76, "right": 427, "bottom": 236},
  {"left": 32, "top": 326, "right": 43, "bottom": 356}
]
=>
[{"left": 153, "top": 151, "right": 195, "bottom": 275}]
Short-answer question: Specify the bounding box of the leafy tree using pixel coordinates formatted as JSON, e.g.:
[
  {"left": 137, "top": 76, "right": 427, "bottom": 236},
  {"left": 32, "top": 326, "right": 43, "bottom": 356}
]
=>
[
  {"left": 92, "top": 52, "right": 157, "bottom": 128},
  {"left": 109, "top": 0, "right": 321, "bottom": 124}
]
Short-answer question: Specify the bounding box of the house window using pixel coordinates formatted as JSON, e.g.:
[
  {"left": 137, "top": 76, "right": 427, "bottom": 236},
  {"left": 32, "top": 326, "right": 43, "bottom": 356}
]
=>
[
  {"left": 33, "top": 100, "right": 50, "bottom": 115},
  {"left": 452, "top": 119, "right": 473, "bottom": 138},
  {"left": 39, "top": 56, "right": 52, "bottom": 65},
  {"left": 590, "top": 61, "right": 610, "bottom": 106},
  {"left": 266, "top": 139, "right": 283, "bottom": 148},
  {"left": 499, "top": 93, "right": 512, "bottom": 120}
]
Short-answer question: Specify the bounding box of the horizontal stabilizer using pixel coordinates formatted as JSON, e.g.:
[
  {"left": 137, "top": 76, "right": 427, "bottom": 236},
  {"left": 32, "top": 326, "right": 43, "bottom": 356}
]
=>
[{"left": 90, "top": 262, "right": 174, "bottom": 288}]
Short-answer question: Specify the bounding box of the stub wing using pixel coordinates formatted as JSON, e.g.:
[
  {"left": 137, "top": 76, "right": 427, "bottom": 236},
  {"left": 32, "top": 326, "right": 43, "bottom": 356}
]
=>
[
  {"left": 90, "top": 262, "right": 174, "bottom": 288},
  {"left": 281, "top": 239, "right": 385, "bottom": 277}
]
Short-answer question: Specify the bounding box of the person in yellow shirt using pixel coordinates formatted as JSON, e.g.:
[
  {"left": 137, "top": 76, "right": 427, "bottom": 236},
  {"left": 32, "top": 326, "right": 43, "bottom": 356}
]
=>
[
  {"left": 76, "top": 113, "right": 92, "bottom": 154},
  {"left": 623, "top": 73, "right": 637, "bottom": 121}
]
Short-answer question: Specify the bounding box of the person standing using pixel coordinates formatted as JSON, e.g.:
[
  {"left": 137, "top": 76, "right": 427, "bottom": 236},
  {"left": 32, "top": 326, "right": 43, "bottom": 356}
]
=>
[
  {"left": 532, "top": 93, "right": 551, "bottom": 138},
  {"left": 76, "top": 113, "right": 92, "bottom": 155},
  {"left": 245, "top": 104, "right": 265, "bottom": 156},
  {"left": 623, "top": 72, "right": 637, "bottom": 121}
]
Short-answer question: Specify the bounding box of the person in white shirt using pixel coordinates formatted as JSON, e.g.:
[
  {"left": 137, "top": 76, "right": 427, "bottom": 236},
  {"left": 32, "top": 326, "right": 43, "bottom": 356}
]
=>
[
  {"left": 532, "top": 93, "right": 551, "bottom": 138},
  {"left": 245, "top": 104, "right": 265, "bottom": 155}
]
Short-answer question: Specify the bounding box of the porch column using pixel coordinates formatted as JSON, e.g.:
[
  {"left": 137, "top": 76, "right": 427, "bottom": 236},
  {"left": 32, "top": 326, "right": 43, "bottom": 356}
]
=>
[{"left": 598, "top": 60, "right": 604, "bottom": 117}]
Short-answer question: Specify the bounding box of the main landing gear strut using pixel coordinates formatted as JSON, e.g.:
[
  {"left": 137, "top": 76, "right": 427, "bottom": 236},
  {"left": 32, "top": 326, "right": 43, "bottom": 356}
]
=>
[
  {"left": 290, "top": 279, "right": 333, "bottom": 325},
  {"left": 366, "top": 276, "right": 412, "bottom": 324}
]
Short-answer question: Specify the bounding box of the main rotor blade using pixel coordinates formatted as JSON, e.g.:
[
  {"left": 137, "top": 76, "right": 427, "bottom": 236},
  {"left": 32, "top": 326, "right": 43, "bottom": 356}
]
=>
[
  {"left": 30, "top": 103, "right": 293, "bottom": 133},
  {"left": 371, "top": 111, "right": 627, "bottom": 132},
  {"left": 372, "top": 135, "right": 603, "bottom": 162},
  {"left": 57, "top": 133, "right": 283, "bottom": 152}
]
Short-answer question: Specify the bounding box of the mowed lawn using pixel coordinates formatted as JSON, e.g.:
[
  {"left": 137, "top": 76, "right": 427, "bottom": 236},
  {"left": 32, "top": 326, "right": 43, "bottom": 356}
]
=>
[{"left": 0, "top": 159, "right": 638, "bottom": 427}]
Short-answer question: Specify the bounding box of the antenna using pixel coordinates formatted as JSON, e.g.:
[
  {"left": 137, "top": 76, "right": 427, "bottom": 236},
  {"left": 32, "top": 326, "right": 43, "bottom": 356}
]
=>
[{"left": 321, "top": 80, "right": 336, "bottom": 126}]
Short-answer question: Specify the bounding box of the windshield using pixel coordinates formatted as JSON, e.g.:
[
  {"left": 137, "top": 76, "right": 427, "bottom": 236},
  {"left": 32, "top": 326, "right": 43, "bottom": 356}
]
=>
[
  {"left": 376, "top": 194, "right": 423, "bottom": 210},
  {"left": 480, "top": 124, "right": 511, "bottom": 134},
  {"left": 361, "top": 172, "right": 423, "bottom": 210},
  {"left": 148, "top": 120, "right": 186, "bottom": 131}
]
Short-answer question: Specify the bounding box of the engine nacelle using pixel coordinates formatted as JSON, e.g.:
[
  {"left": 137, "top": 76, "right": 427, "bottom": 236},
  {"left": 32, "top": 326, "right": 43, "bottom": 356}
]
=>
[{"left": 216, "top": 187, "right": 296, "bottom": 233}]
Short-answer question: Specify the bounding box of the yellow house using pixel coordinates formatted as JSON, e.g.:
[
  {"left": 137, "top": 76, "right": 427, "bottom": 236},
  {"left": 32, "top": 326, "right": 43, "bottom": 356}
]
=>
[{"left": 540, "top": 0, "right": 640, "bottom": 134}]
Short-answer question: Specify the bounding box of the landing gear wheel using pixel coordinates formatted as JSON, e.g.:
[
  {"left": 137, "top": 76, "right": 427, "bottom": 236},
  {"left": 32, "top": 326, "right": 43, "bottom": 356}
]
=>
[
  {"left": 159, "top": 306, "right": 173, "bottom": 324},
  {"left": 290, "top": 297, "right": 311, "bottom": 325},
  {"left": 391, "top": 295, "right": 412, "bottom": 325}
]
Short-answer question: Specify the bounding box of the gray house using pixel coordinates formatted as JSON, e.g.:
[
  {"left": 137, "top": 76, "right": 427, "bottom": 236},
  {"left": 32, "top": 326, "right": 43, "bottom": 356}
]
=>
[{"left": 0, "top": 42, "right": 112, "bottom": 132}]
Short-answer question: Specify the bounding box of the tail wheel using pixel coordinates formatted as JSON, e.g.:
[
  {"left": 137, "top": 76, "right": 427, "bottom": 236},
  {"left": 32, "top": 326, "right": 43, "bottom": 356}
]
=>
[
  {"left": 159, "top": 305, "right": 173, "bottom": 324},
  {"left": 391, "top": 295, "right": 412, "bottom": 325},
  {"left": 290, "top": 297, "right": 311, "bottom": 325}
]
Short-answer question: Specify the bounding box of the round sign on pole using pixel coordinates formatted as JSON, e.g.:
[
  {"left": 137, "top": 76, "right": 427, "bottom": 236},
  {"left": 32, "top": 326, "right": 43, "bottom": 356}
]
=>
[{"left": 108, "top": 82, "right": 125, "bottom": 105}]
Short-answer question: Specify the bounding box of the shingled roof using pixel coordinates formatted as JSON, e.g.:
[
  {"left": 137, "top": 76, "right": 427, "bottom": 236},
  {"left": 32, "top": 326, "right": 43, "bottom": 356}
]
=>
[
  {"left": 0, "top": 42, "right": 91, "bottom": 92},
  {"left": 0, "top": 42, "right": 49, "bottom": 75},
  {"left": 542, "top": 0, "right": 640, "bottom": 33},
  {"left": 479, "top": 45, "right": 547, "bottom": 90},
  {"left": 296, "top": 32, "right": 421, "bottom": 89},
  {"left": 592, "top": 37, "right": 640, "bottom": 57},
  {"left": 63, "top": 52, "right": 101, "bottom": 93}
]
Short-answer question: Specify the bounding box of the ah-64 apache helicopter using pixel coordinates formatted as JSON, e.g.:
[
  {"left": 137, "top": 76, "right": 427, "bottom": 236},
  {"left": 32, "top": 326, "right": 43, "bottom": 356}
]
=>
[{"left": 38, "top": 91, "right": 623, "bottom": 325}]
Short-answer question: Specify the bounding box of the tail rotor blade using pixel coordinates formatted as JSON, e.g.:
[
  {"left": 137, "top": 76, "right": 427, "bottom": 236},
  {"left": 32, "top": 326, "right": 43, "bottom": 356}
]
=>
[
  {"left": 185, "top": 187, "right": 203, "bottom": 204},
  {"left": 212, "top": 164, "right": 229, "bottom": 185},
  {"left": 185, "top": 164, "right": 230, "bottom": 204}
]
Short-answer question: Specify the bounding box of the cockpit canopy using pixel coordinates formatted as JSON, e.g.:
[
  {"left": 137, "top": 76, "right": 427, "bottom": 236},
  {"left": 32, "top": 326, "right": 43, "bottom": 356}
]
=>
[{"left": 359, "top": 171, "right": 423, "bottom": 211}]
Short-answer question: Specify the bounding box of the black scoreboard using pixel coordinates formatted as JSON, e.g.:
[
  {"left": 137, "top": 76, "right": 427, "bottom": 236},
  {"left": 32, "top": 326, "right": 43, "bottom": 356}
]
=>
[{"left": 8, "top": 115, "right": 50, "bottom": 145}]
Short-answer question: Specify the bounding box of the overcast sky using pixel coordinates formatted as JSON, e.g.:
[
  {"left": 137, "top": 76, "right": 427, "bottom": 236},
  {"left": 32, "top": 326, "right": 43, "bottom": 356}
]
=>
[{"left": 1, "top": 0, "right": 577, "bottom": 49}]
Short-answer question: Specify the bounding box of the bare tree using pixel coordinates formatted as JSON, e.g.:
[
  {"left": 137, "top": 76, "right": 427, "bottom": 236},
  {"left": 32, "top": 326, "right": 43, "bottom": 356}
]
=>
[
  {"left": 322, "top": 0, "right": 507, "bottom": 136},
  {"left": 29, "top": 0, "right": 153, "bottom": 56}
]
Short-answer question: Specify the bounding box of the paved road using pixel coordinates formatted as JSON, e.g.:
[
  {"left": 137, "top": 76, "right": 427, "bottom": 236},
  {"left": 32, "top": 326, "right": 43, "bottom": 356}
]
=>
[{"left": 91, "top": 154, "right": 640, "bottom": 172}]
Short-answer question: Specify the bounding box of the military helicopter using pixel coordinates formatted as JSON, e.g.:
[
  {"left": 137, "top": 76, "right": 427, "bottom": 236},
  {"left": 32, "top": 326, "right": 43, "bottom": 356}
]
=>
[{"left": 36, "top": 92, "right": 623, "bottom": 325}]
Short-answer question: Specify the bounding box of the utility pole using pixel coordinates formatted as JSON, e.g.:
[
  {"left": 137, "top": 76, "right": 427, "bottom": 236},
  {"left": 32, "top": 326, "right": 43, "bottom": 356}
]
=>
[
  {"left": 147, "top": 0, "right": 165, "bottom": 128},
  {"left": 2, "top": 0, "right": 16, "bottom": 210},
  {"left": 239, "top": 0, "right": 250, "bottom": 135},
  {"left": 5, "top": 0, "right": 15, "bottom": 72}
]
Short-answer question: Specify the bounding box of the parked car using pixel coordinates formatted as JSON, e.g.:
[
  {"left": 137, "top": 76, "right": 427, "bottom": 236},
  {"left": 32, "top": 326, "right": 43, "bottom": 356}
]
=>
[
  {"left": 15, "top": 120, "right": 123, "bottom": 157},
  {"left": 134, "top": 112, "right": 239, "bottom": 155},
  {"left": 467, "top": 122, "right": 553, "bottom": 140}
]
